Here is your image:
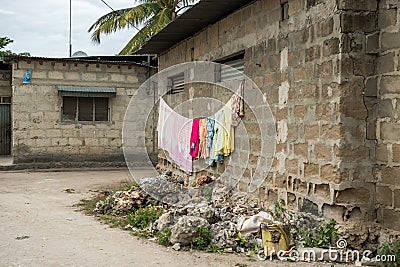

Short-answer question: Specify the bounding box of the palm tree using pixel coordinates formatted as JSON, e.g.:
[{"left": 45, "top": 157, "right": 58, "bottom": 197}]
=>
[{"left": 89, "top": 0, "right": 197, "bottom": 55}]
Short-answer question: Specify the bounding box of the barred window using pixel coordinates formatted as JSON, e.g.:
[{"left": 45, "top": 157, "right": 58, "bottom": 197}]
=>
[{"left": 62, "top": 97, "right": 109, "bottom": 122}]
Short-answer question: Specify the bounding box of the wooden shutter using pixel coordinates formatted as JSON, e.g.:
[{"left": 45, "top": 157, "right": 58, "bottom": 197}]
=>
[
  {"left": 95, "top": 98, "right": 109, "bottom": 121},
  {"left": 62, "top": 97, "right": 77, "bottom": 121},
  {"left": 78, "top": 97, "right": 94, "bottom": 121}
]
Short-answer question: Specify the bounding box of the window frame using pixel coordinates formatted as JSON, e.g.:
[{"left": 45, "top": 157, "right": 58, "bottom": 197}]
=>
[
  {"left": 61, "top": 96, "right": 110, "bottom": 123},
  {"left": 167, "top": 72, "right": 185, "bottom": 94},
  {"left": 215, "top": 52, "right": 245, "bottom": 82},
  {"left": 281, "top": 1, "right": 289, "bottom": 21}
]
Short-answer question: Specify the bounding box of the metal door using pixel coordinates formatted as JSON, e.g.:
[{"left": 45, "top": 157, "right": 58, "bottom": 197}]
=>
[{"left": 0, "top": 104, "right": 11, "bottom": 155}]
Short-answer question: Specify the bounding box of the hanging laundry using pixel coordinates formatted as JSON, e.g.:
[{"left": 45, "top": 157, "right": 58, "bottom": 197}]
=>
[
  {"left": 190, "top": 119, "right": 200, "bottom": 158},
  {"left": 158, "top": 85, "right": 244, "bottom": 173},
  {"left": 158, "top": 98, "right": 192, "bottom": 174},
  {"left": 197, "top": 118, "right": 207, "bottom": 159},
  {"left": 231, "top": 80, "right": 245, "bottom": 127},
  {"left": 173, "top": 114, "right": 193, "bottom": 174},
  {"left": 224, "top": 99, "right": 234, "bottom": 156},
  {"left": 205, "top": 116, "right": 215, "bottom": 165},
  {"left": 212, "top": 109, "right": 226, "bottom": 162},
  {"left": 158, "top": 98, "right": 174, "bottom": 152}
]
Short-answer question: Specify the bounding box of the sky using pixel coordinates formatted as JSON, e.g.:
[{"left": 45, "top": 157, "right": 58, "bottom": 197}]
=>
[{"left": 0, "top": 0, "right": 136, "bottom": 57}]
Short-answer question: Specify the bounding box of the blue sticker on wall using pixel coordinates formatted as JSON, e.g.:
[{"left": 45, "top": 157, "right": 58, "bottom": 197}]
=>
[{"left": 23, "top": 69, "right": 32, "bottom": 84}]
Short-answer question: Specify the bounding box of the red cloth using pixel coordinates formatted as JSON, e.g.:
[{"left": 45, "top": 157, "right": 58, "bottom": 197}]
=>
[{"left": 190, "top": 119, "right": 200, "bottom": 158}]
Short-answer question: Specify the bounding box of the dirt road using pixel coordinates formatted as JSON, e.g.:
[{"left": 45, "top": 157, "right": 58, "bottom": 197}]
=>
[{"left": 0, "top": 170, "right": 343, "bottom": 267}]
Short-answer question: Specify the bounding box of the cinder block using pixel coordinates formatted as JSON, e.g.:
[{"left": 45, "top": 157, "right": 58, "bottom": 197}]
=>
[
  {"left": 382, "top": 31, "right": 400, "bottom": 51},
  {"left": 378, "top": 52, "right": 395, "bottom": 73},
  {"left": 377, "top": 185, "right": 393, "bottom": 206},
  {"left": 341, "top": 12, "right": 377, "bottom": 33},
  {"left": 48, "top": 71, "right": 64, "bottom": 80},
  {"left": 380, "top": 166, "right": 400, "bottom": 185},
  {"left": 381, "top": 122, "right": 400, "bottom": 141},
  {"left": 337, "top": 0, "right": 378, "bottom": 11},
  {"left": 379, "top": 8, "right": 398, "bottom": 28},
  {"left": 380, "top": 75, "right": 400, "bottom": 93},
  {"left": 336, "top": 187, "right": 371, "bottom": 204}
]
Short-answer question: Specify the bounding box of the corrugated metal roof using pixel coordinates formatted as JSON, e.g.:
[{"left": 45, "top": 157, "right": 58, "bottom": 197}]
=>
[
  {"left": 136, "top": 0, "right": 255, "bottom": 55},
  {"left": 57, "top": 86, "right": 116, "bottom": 98},
  {"left": 3, "top": 55, "right": 157, "bottom": 67}
]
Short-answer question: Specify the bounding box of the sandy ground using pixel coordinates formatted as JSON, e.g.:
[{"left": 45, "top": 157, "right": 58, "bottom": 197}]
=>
[{"left": 0, "top": 170, "right": 349, "bottom": 267}]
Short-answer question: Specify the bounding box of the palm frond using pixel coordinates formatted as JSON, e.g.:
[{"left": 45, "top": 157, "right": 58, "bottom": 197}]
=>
[
  {"left": 118, "top": 8, "right": 173, "bottom": 55},
  {"left": 88, "top": 3, "right": 161, "bottom": 44}
]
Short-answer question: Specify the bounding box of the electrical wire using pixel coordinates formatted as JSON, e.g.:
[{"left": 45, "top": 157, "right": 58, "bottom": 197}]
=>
[{"left": 98, "top": 0, "right": 141, "bottom": 32}]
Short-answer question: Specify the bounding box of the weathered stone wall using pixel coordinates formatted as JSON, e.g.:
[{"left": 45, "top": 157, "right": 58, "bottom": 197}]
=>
[
  {"left": 10, "top": 59, "right": 154, "bottom": 165},
  {"left": 156, "top": 0, "right": 400, "bottom": 240},
  {"left": 158, "top": 0, "right": 359, "bottom": 220},
  {"left": 0, "top": 69, "right": 11, "bottom": 96},
  {"left": 372, "top": 0, "right": 400, "bottom": 233}
]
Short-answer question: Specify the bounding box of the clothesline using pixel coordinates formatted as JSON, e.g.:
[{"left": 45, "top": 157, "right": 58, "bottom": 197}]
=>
[{"left": 158, "top": 81, "right": 245, "bottom": 174}]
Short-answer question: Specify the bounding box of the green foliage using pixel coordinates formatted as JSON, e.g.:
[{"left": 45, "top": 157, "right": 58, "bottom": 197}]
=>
[
  {"left": 267, "top": 198, "right": 286, "bottom": 221},
  {"left": 379, "top": 242, "right": 400, "bottom": 267},
  {"left": 235, "top": 232, "right": 247, "bottom": 246},
  {"left": 126, "top": 206, "right": 163, "bottom": 229},
  {"left": 202, "top": 186, "right": 213, "bottom": 201},
  {"left": 88, "top": 0, "right": 197, "bottom": 55},
  {"left": 0, "top": 36, "right": 30, "bottom": 60},
  {"left": 251, "top": 241, "right": 262, "bottom": 254},
  {"left": 206, "top": 243, "right": 224, "bottom": 254},
  {"left": 0, "top": 37, "right": 13, "bottom": 50},
  {"left": 300, "top": 219, "right": 338, "bottom": 247},
  {"left": 193, "top": 226, "right": 212, "bottom": 250},
  {"left": 156, "top": 228, "right": 172, "bottom": 247}
]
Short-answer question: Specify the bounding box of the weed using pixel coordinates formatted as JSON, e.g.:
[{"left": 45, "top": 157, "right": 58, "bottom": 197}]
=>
[
  {"left": 193, "top": 226, "right": 212, "bottom": 250},
  {"left": 126, "top": 206, "right": 163, "bottom": 230},
  {"left": 235, "top": 232, "right": 247, "bottom": 246},
  {"left": 156, "top": 228, "right": 172, "bottom": 247},
  {"left": 267, "top": 198, "right": 286, "bottom": 221},
  {"left": 251, "top": 241, "right": 262, "bottom": 254},
  {"left": 379, "top": 242, "right": 400, "bottom": 267},
  {"left": 74, "top": 191, "right": 111, "bottom": 215},
  {"left": 206, "top": 243, "right": 224, "bottom": 254},
  {"left": 300, "top": 219, "right": 338, "bottom": 247},
  {"left": 202, "top": 186, "right": 213, "bottom": 201}
]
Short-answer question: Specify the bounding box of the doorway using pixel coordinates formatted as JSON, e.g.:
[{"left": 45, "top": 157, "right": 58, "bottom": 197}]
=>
[{"left": 0, "top": 99, "right": 11, "bottom": 155}]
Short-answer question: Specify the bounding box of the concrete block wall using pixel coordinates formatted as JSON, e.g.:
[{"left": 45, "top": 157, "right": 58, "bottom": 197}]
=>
[
  {"left": 10, "top": 59, "right": 152, "bottom": 165},
  {"left": 157, "top": 0, "right": 362, "bottom": 220},
  {"left": 372, "top": 0, "right": 400, "bottom": 232}
]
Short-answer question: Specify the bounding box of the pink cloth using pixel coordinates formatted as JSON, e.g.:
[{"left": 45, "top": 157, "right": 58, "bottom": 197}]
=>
[
  {"left": 158, "top": 98, "right": 193, "bottom": 173},
  {"left": 172, "top": 114, "right": 192, "bottom": 174},
  {"left": 190, "top": 119, "right": 200, "bottom": 158},
  {"left": 158, "top": 98, "right": 174, "bottom": 151}
]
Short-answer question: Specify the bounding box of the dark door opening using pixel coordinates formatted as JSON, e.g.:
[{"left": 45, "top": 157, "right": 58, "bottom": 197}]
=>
[{"left": 0, "top": 104, "right": 11, "bottom": 155}]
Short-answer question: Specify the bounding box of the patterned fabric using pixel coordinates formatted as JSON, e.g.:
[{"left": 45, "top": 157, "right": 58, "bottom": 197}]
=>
[
  {"left": 231, "top": 80, "right": 245, "bottom": 127},
  {"left": 189, "top": 119, "right": 200, "bottom": 158},
  {"left": 224, "top": 99, "right": 234, "bottom": 156},
  {"left": 205, "top": 116, "right": 215, "bottom": 165},
  {"left": 197, "top": 118, "right": 207, "bottom": 159}
]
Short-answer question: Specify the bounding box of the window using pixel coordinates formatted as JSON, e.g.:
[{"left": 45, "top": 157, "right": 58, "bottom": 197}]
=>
[
  {"left": 215, "top": 53, "right": 245, "bottom": 82},
  {"left": 0, "top": 97, "right": 11, "bottom": 104},
  {"left": 281, "top": 1, "right": 289, "bottom": 21},
  {"left": 167, "top": 72, "right": 185, "bottom": 94},
  {"left": 62, "top": 97, "right": 109, "bottom": 122}
]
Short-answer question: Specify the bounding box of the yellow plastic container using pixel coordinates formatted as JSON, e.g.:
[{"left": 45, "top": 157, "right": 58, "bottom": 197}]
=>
[{"left": 260, "top": 223, "right": 289, "bottom": 257}]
